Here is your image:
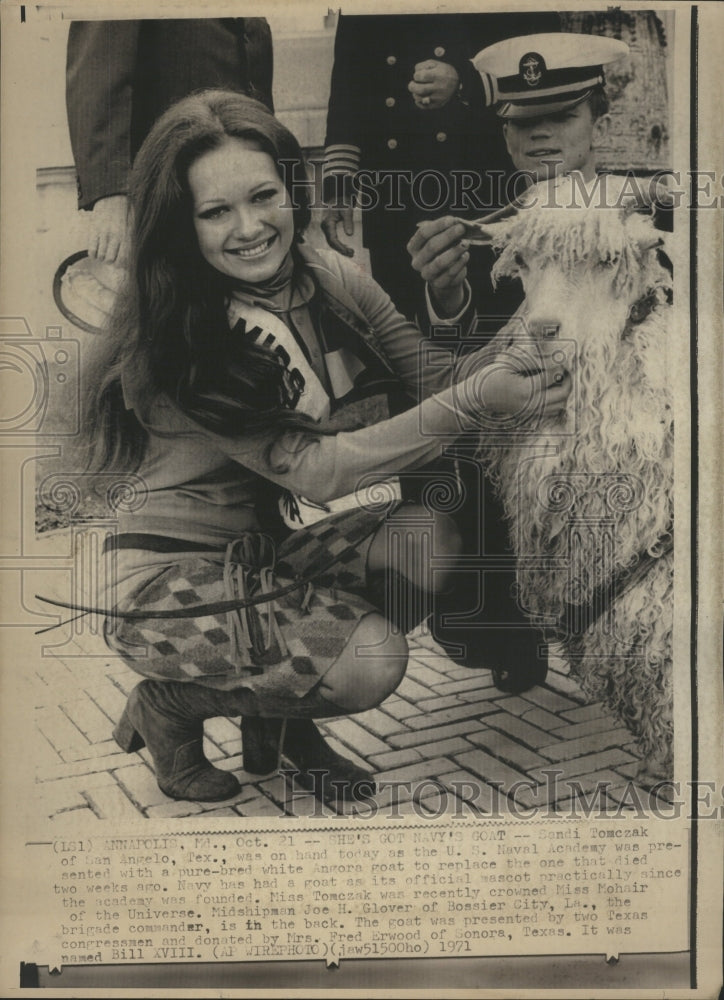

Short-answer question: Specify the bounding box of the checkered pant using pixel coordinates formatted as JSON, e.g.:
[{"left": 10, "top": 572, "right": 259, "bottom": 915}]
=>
[{"left": 105, "top": 505, "right": 388, "bottom": 698}]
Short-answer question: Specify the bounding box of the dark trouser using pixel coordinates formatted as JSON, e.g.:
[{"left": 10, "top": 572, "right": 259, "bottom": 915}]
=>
[
  {"left": 366, "top": 236, "right": 547, "bottom": 683},
  {"left": 368, "top": 240, "right": 423, "bottom": 322},
  {"left": 400, "top": 446, "right": 546, "bottom": 685},
  {"left": 434, "top": 451, "right": 545, "bottom": 669}
]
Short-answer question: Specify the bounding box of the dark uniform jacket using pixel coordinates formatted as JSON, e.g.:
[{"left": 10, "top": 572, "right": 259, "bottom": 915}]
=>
[
  {"left": 66, "top": 18, "right": 273, "bottom": 209},
  {"left": 322, "top": 12, "right": 560, "bottom": 249}
]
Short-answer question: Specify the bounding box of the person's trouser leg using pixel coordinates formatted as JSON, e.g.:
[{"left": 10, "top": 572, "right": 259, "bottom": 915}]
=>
[{"left": 431, "top": 456, "right": 548, "bottom": 692}]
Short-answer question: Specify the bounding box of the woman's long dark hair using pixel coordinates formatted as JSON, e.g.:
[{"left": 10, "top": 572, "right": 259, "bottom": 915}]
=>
[{"left": 83, "top": 89, "right": 316, "bottom": 472}]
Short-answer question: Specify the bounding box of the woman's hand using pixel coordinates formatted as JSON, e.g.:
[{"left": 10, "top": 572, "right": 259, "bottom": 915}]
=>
[
  {"left": 481, "top": 363, "right": 571, "bottom": 417},
  {"left": 457, "top": 336, "right": 572, "bottom": 423},
  {"left": 407, "top": 216, "right": 469, "bottom": 318}
]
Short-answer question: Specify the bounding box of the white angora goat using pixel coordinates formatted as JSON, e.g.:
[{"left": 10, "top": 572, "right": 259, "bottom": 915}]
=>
[{"left": 470, "top": 175, "right": 674, "bottom": 780}]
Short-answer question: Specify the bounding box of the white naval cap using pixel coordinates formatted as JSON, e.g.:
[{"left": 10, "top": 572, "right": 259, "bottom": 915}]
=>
[{"left": 473, "top": 32, "right": 629, "bottom": 119}]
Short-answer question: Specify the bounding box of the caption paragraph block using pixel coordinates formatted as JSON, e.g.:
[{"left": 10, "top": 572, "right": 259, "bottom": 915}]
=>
[{"left": 47, "top": 820, "right": 689, "bottom": 967}]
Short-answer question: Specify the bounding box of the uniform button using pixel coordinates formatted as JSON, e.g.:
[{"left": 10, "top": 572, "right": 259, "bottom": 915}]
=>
[
  {"left": 385, "top": 97, "right": 395, "bottom": 107},
  {"left": 434, "top": 46, "right": 446, "bottom": 58},
  {"left": 436, "top": 131, "right": 447, "bottom": 142},
  {"left": 387, "top": 138, "right": 398, "bottom": 150},
  {"left": 386, "top": 55, "right": 396, "bottom": 65}
]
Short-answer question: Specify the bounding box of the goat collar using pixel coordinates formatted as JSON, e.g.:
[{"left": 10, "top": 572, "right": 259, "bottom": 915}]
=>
[{"left": 549, "top": 530, "right": 674, "bottom": 643}]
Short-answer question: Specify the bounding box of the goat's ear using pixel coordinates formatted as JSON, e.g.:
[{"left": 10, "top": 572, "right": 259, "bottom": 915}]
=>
[
  {"left": 638, "top": 234, "right": 666, "bottom": 253},
  {"left": 620, "top": 179, "right": 676, "bottom": 217}
]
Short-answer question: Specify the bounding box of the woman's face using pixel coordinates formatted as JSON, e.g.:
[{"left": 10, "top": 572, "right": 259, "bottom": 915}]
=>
[{"left": 188, "top": 136, "right": 295, "bottom": 283}]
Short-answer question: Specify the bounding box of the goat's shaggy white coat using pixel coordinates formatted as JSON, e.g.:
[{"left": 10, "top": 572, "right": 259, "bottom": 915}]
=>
[{"left": 475, "top": 177, "right": 674, "bottom": 779}]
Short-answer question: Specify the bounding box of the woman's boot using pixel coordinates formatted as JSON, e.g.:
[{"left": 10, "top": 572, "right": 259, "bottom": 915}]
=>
[
  {"left": 114, "top": 680, "right": 241, "bottom": 801},
  {"left": 242, "top": 717, "right": 376, "bottom": 803}
]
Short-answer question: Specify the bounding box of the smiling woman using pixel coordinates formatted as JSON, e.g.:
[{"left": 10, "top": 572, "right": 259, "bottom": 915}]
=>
[
  {"left": 190, "top": 139, "right": 295, "bottom": 283},
  {"left": 77, "top": 89, "right": 570, "bottom": 807}
]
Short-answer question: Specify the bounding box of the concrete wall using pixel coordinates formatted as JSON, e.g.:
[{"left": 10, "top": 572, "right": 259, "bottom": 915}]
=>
[{"left": 560, "top": 10, "right": 674, "bottom": 172}]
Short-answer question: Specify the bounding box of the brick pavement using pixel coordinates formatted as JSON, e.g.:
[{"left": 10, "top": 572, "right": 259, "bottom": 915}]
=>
[{"left": 30, "top": 613, "right": 669, "bottom": 823}]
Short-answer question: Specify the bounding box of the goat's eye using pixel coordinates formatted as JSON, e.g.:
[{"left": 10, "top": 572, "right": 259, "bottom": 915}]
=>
[{"left": 513, "top": 251, "right": 527, "bottom": 268}]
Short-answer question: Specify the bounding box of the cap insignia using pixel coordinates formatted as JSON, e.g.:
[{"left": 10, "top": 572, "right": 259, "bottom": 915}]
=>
[{"left": 520, "top": 52, "right": 545, "bottom": 88}]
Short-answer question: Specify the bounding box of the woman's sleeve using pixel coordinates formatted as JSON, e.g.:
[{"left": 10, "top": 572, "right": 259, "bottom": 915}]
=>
[
  {"left": 328, "top": 253, "right": 470, "bottom": 402},
  {"left": 215, "top": 375, "right": 487, "bottom": 505},
  {"left": 336, "top": 252, "right": 506, "bottom": 406}
]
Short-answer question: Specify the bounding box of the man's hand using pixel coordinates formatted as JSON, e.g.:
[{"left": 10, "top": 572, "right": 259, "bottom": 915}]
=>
[
  {"left": 87, "top": 194, "right": 130, "bottom": 264},
  {"left": 408, "top": 60, "right": 460, "bottom": 109},
  {"left": 407, "top": 216, "right": 470, "bottom": 318},
  {"left": 321, "top": 203, "right": 355, "bottom": 257}
]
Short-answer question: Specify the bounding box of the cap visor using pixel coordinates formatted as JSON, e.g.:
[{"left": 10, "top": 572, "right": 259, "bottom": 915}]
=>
[{"left": 497, "top": 90, "right": 593, "bottom": 120}]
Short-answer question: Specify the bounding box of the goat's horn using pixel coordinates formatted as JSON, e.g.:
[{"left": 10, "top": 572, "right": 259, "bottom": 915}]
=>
[
  {"left": 457, "top": 220, "right": 496, "bottom": 243},
  {"left": 472, "top": 200, "right": 521, "bottom": 225},
  {"left": 458, "top": 174, "right": 566, "bottom": 240},
  {"left": 471, "top": 174, "right": 561, "bottom": 224},
  {"left": 621, "top": 191, "right": 651, "bottom": 215},
  {"left": 638, "top": 235, "right": 665, "bottom": 252}
]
